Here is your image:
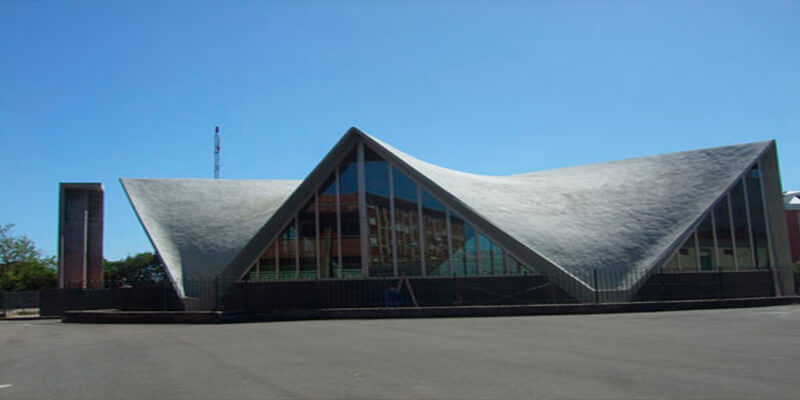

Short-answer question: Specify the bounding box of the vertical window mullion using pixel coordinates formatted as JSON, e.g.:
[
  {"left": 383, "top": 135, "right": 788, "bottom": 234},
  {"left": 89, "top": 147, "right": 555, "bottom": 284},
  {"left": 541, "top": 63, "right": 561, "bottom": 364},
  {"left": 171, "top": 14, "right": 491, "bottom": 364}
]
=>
[
  {"left": 335, "top": 168, "right": 342, "bottom": 277},
  {"left": 711, "top": 211, "right": 719, "bottom": 269},
  {"left": 389, "top": 165, "right": 397, "bottom": 277},
  {"left": 693, "top": 229, "right": 701, "bottom": 272},
  {"left": 727, "top": 195, "right": 738, "bottom": 270},
  {"left": 756, "top": 162, "right": 776, "bottom": 268},
  {"left": 417, "top": 185, "right": 425, "bottom": 276},
  {"left": 294, "top": 216, "right": 299, "bottom": 279},
  {"left": 315, "top": 192, "right": 320, "bottom": 279},
  {"left": 445, "top": 208, "right": 453, "bottom": 276},
  {"left": 357, "top": 142, "right": 369, "bottom": 277},
  {"left": 475, "top": 230, "right": 482, "bottom": 275},
  {"left": 741, "top": 177, "right": 756, "bottom": 267}
]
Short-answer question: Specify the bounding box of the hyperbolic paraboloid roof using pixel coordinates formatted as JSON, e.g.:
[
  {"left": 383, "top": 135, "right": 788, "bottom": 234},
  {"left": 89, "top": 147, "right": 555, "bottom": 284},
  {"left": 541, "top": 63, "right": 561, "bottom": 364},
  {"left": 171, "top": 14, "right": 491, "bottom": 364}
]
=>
[
  {"left": 364, "top": 134, "right": 770, "bottom": 289},
  {"left": 121, "top": 178, "right": 300, "bottom": 297},
  {"left": 122, "top": 128, "right": 773, "bottom": 300}
]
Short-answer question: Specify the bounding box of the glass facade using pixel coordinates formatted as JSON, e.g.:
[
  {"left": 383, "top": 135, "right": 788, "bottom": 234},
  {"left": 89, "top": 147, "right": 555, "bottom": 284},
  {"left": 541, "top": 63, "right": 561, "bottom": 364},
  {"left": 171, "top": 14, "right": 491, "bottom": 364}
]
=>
[
  {"left": 492, "top": 241, "right": 505, "bottom": 274},
  {"left": 662, "top": 253, "right": 678, "bottom": 271},
  {"left": 244, "top": 140, "right": 778, "bottom": 283},
  {"left": 364, "top": 147, "right": 393, "bottom": 277},
  {"left": 661, "top": 164, "right": 774, "bottom": 273},
  {"left": 677, "top": 232, "right": 698, "bottom": 271},
  {"left": 421, "top": 190, "right": 448, "bottom": 276},
  {"left": 746, "top": 166, "right": 770, "bottom": 269},
  {"left": 318, "top": 173, "right": 339, "bottom": 278},
  {"left": 714, "top": 196, "right": 735, "bottom": 270},
  {"left": 339, "top": 149, "right": 362, "bottom": 277},
  {"left": 696, "top": 214, "right": 715, "bottom": 271},
  {"left": 450, "top": 212, "right": 478, "bottom": 276},
  {"left": 298, "top": 198, "right": 317, "bottom": 279},
  {"left": 393, "top": 167, "right": 421, "bottom": 276},
  {"left": 478, "top": 234, "right": 493, "bottom": 275},
  {"left": 277, "top": 221, "right": 297, "bottom": 279},
  {"left": 248, "top": 241, "right": 277, "bottom": 281},
  {"left": 730, "top": 179, "right": 754, "bottom": 268}
]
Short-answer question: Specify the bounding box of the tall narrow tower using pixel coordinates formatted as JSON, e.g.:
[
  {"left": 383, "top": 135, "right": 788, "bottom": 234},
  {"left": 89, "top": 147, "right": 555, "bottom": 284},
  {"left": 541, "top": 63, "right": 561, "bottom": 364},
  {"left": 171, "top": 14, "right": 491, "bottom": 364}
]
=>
[
  {"left": 58, "top": 183, "right": 104, "bottom": 288},
  {"left": 214, "top": 126, "right": 221, "bottom": 179}
]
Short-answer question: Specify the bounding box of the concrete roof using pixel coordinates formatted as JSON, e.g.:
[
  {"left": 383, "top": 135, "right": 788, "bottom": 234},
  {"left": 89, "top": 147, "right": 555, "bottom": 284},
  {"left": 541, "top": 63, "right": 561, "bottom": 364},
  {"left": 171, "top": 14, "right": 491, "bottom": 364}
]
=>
[
  {"left": 121, "top": 178, "right": 300, "bottom": 297},
  {"left": 122, "top": 128, "right": 772, "bottom": 299},
  {"left": 363, "top": 132, "right": 771, "bottom": 289}
]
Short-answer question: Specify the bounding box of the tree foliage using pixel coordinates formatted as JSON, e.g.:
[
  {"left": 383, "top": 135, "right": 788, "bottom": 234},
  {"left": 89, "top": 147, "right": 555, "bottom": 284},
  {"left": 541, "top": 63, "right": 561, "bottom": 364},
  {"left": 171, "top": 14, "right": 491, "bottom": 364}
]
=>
[
  {"left": 0, "top": 224, "right": 56, "bottom": 291},
  {"left": 0, "top": 224, "right": 42, "bottom": 264},
  {"left": 104, "top": 252, "right": 167, "bottom": 287}
]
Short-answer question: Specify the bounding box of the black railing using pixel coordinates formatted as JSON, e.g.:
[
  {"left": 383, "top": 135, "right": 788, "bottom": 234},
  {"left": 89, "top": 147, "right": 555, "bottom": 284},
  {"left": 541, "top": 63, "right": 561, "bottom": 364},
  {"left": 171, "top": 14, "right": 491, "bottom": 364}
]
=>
[
  {"left": 25, "top": 268, "right": 793, "bottom": 316},
  {"left": 0, "top": 290, "right": 40, "bottom": 317}
]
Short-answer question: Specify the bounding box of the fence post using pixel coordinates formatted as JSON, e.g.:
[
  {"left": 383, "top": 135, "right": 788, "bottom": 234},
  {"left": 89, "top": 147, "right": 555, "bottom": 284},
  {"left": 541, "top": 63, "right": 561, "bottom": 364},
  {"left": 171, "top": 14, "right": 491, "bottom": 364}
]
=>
[
  {"left": 593, "top": 269, "right": 599, "bottom": 304},
  {"left": 214, "top": 277, "right": 220, "bottom": 311}
]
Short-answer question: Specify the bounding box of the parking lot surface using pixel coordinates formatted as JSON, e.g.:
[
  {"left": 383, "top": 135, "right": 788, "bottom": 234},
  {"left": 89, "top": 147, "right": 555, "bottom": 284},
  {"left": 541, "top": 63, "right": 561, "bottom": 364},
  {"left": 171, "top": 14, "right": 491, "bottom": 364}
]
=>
[{"left": 1, "top": 305, "right": 799, "bottom": 399}]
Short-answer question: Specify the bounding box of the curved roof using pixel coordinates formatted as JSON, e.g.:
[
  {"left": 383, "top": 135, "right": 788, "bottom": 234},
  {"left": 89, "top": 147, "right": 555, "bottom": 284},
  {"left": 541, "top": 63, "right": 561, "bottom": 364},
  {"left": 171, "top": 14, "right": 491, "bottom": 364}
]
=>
[
  {"left": 364, "top": 133, "right": 771, "bottom": 288},
  {"left": 122, "top": 128, "right": 774, "bottom": 301},
  {"left": 121, "top": 178, "right": 300, "bottom": 297}
]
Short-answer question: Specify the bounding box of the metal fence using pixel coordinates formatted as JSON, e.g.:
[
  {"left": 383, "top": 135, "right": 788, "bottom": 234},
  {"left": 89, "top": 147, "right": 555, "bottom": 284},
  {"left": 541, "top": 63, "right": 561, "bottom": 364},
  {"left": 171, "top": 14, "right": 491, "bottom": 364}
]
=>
[
  {"left": 28, "top": 267, "right": 793, "bottom": 316},
  {"left": 0, "top": 290, "right": 40, "bottom": 317},
  {"left": 224, "top": 268, "right": 783, "bottom": 312}
]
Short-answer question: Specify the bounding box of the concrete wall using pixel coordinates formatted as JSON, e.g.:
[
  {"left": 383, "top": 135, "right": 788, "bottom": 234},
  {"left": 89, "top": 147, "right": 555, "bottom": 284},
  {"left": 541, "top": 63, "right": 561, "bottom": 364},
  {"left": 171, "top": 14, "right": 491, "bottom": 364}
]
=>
[
  {"left": 58, "top": 183, "right": 104, "bottom": 289},
  {"left": 759, "top": 145, "right": 795, "bottom": 296}
]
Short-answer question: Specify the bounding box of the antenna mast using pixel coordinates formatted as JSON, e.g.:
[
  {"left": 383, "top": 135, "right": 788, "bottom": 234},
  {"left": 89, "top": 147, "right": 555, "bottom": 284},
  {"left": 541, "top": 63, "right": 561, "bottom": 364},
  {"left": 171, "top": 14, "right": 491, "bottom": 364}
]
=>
[{"left": 214, "top": 126, "right": 221, "bottom": 179}]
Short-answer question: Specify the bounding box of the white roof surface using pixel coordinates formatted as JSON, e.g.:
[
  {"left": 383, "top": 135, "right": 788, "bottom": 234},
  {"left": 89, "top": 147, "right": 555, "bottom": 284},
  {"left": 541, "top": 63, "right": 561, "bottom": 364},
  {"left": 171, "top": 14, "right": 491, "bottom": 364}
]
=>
[
  {"left": 122, "top": 178, "right": 300, "bottom": 297},
  {"left": 122, "top": 129, "right": 772, "bottom": 296}
]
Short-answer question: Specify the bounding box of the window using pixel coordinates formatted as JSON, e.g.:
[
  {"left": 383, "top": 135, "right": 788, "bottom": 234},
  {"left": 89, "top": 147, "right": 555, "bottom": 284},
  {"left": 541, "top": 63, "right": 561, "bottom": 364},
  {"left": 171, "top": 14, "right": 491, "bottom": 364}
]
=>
[
  {"left": 364, "top": 147, "right": 393, "bottom": 276},
  {"left": 298, "top": 198, "right": 317, "bottom": 279},
  {"left": 450, "top": 213, "right": 477, "bottom": 276},
  {"left": 393, "top": 167, "right": 420, "bottom": 276},
  {"left": 339, "top": 148, "right": 362, "bottom": 277},
  {"left": 422, "top": 190, "right": 449, "bottom": 276}
]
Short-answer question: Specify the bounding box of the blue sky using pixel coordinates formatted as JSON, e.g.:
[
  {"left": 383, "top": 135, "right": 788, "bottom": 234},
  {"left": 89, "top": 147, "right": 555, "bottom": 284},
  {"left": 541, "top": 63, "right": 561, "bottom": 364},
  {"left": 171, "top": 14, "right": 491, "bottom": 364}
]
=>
[{"left": 1, "top": 1, "right": 798, "bottom": 261}]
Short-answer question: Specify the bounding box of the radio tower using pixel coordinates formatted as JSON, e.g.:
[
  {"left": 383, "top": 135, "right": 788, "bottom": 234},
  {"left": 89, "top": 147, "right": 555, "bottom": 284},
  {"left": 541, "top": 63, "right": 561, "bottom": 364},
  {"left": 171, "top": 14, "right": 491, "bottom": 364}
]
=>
[{"left": 214, "top": 126, "right": 221, "bottom": 179}]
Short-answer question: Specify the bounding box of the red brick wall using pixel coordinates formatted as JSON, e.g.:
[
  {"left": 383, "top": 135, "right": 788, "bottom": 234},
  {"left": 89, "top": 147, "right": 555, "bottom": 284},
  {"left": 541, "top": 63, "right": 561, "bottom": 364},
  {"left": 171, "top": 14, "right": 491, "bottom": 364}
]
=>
[{"left": 786, "top": 210, "right": 800, "bottom": 263}]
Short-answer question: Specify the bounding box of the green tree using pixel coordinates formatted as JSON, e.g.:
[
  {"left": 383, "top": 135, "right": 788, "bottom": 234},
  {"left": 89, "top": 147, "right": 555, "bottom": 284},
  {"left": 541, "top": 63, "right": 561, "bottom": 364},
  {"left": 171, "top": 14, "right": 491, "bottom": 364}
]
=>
[
  {"left": 104, "top": 252, "right": 167, "bottom": 287},
  {"left": 0, "top": 224, "right": 57, "bottom": 291}
]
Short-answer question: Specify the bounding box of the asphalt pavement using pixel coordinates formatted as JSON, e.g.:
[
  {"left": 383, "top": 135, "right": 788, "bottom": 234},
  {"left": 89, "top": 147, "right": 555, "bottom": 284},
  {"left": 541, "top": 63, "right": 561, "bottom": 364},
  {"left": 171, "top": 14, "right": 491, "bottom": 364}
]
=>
[{"left": 1, "top": 305, "right": 799, "bottom": 399}]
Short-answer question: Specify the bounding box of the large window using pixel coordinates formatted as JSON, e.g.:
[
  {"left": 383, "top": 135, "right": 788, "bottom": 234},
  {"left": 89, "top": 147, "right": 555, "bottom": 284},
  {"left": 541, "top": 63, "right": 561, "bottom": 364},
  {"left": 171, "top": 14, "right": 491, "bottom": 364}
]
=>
[
  {"left": 450, "top": 213, "right": 478, "bottom": 276},
  {"left": 298, "top": 198, "right": 317, "bottom": 279},
  {"left": 318, "top": 173, "right": 340, "bottom": 278},
  {"left": 249, "top": 241, "right": 277, "bottom": 281},
  {"left": 662, "top": 252, "right": 678, "bottom": 271},
  {"left": 677, "top": 232, "right": 698, "bottom": 271},
  {"left": 696, "top": 214, "right": 715, "bottom": 271},
  {"left": 242, "top": 141, "right": 529, "bottom": 281},
  {"left": 730, "top": 179, "right": 754, "bottom": 268},
  {"left": 422, "top": 190, "right": 449, "bottom": 276},
  {"left": 746, "top": 166, "right": 770, "bottom": 269},
  {"left": 278, "top": 221, "right": 297, "bottom": 279},
  {"left": 339, "top": 149, "right": 362, "bottom": 277},
  {"left": 393, "top": 167, "right": 421, "bottom": 276},
  {"left": 714, "top": 197, "right": 736, "bottom": 270},
  {"left": 364, "top": 148, "right": 393, "bottom": 277}
]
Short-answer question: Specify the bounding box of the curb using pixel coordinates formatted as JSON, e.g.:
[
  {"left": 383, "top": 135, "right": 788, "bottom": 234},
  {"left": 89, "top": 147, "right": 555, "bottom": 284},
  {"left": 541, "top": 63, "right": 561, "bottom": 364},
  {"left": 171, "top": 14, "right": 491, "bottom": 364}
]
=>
[{"left": 60, "top": 296, "right": 800, "bottom": 324}]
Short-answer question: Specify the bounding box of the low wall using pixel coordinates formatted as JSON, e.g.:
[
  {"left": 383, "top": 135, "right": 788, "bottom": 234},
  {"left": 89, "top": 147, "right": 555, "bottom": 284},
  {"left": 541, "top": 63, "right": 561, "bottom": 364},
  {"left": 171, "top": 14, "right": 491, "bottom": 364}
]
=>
[
  {"left": 634, "top": 270, "right": 775, "bottom": 301},
  {"left": 40, "top": 286, "right": 183, "bottom": 316}
]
